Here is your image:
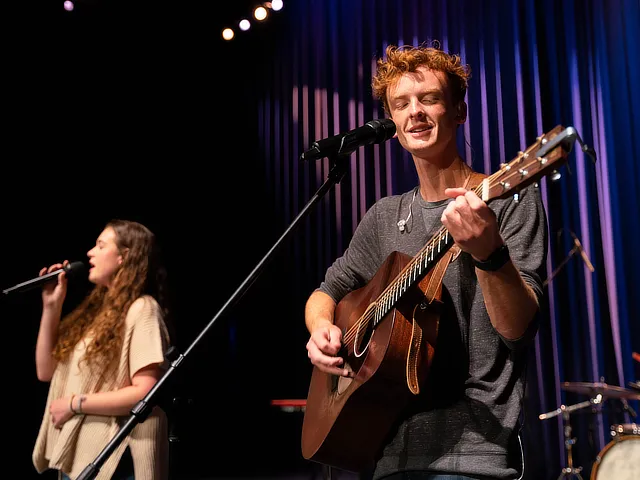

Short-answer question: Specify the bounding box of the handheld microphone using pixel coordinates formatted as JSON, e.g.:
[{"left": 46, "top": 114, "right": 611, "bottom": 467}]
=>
[
  {"left": 2, "top": 261, "right": 86, "bottom": 295},
  {"left": 300, "top": 118, "right": 396, "bottom": 161}
]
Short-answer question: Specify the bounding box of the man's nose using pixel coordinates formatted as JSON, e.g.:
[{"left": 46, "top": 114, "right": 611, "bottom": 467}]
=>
[{"left": 409, "top": 100, "right": 425, "bottom": 118}]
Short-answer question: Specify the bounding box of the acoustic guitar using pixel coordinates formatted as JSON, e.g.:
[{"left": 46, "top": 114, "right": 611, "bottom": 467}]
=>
[{"left": 301, "top": 125, "right": 574, "bottom": 473}]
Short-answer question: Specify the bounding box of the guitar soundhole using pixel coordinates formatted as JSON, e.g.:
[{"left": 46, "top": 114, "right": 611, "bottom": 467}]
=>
[{"left": 330, "top": 304, "right": 377, "bottom": 395}]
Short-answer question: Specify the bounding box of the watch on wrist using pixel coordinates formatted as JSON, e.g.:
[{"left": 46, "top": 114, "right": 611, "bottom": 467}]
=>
[{"left": 473, "top": 244, "right": 510, "bottom": 271}]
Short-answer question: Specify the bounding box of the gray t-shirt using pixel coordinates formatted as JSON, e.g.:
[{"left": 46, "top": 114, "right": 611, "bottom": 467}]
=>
[{"left": 318, "top": 183, "right": 547, "bottom": 480}]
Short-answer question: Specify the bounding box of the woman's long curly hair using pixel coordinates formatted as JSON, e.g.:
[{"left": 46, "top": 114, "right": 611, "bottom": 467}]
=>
[
  {"left": 372, "top": 42, "right": 471, "bottom": 114},
  {"left": 52, "top": 220, "right": 170, "bottom": 383}
]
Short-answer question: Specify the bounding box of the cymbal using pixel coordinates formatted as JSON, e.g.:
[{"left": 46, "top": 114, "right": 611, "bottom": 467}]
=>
[{"left": 561, "top": 381, "right": 640, "bottom": 400}]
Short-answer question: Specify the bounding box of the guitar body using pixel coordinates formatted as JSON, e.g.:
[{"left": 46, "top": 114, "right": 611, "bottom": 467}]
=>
[{"left": 301, "top": 251, "right": 440, "bottom": 473}]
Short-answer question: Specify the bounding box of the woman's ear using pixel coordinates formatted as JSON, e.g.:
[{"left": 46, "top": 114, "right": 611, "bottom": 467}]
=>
[{"left": 118, "top": 248, "right": 130, "bottom": 265}]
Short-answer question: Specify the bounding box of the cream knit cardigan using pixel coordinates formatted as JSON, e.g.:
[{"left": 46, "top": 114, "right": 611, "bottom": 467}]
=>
[{"left": 33, "top": 295, "right": 170, "bottom": 480}]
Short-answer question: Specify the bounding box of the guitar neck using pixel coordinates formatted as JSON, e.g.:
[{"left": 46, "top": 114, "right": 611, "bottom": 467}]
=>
[{"left": 371, "top": 124, "right": 572, "bottom": 328}]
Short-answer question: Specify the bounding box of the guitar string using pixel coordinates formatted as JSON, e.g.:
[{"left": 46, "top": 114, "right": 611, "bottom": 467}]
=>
[{"left": 340, "top": 137, "right": 560, "bottom": 351}]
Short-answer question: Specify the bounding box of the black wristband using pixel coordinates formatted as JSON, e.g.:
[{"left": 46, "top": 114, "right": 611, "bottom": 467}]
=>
[{"left": 473, "top": 244, "right": 510, "bottom": 271}]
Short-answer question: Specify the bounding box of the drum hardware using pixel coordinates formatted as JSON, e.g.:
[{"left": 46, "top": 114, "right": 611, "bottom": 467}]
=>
[
  {"left": 539, "top": 394, "right": 604, "bottom": 479},
  {"left": 562, "top": 380, "right": 638, "bottom": 429},
  {"left": 618, "top": 397, "right": 638, "bottom": 420},
  {"left": 555, "top": 380, "right": 640, "bottom": 479},
  {"left": 561, "top": 381, "right": 640, "bottom": 401},
  {"left": 610, "top": 423, "right": 639, "bottom": 437}
]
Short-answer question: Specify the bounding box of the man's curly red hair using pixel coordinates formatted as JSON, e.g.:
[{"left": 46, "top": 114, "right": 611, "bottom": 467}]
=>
[{"left": 372, "top": 43, "right": 471, "bottom": 113}]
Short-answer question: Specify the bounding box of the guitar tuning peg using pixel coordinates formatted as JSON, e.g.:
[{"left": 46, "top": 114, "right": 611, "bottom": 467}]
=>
[
  {"left": 533, "top": 182, "right": 539, "bottom": 189},
  {"left": 550, "top": 170, "right": 562, "bottom": 182},
  {"left": 499, "top": 163, "right": 507, "bottom": 168},
  {"left": 513, "top": 193, "right": 520, "bottom": 203}
]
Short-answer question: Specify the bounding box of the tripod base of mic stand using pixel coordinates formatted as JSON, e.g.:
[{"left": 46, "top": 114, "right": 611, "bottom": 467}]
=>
[{"left": 556, "top": 466, "right": 583, "bottom": 480}]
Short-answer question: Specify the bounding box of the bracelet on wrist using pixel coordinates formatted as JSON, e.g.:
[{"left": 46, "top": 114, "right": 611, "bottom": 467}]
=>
[
  {"left": 69, "top": 394, "right": 77, "bottom": 414},
  {"left": 77, "top": 394, "right": 86, "bottom": 414},
  {"left": 473, "top": 244, "right": 510, "bottom": 271}
]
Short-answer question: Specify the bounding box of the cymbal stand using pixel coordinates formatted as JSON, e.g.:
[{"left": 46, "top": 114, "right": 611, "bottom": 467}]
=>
[
  {"left": 558, "top": 409, "right": 583, "bottom": 480},
  {"left": 538, "top": 394, "right": 603, "bottom": 480}
]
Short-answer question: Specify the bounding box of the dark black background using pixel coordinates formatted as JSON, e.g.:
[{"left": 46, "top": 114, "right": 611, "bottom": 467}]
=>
[{"left": 3, "top": 1, "right": 321, "bottom": 478}]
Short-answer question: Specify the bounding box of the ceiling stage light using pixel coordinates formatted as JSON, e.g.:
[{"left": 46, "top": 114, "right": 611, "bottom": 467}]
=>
[{"left": 254, "top": 6, "right": 268, "bottom": 21}]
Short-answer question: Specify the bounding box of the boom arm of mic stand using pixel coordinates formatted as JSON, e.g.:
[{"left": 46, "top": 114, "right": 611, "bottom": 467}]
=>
[
  {"left": 543, "top": 245, "right": 579, "bottom": 287},
  {"left": 75, "top": 153, "right": 353, "bottom": 480}
]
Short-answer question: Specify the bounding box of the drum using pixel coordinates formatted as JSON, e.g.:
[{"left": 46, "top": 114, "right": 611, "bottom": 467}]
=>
[{"left": 590, "top": 434, "right": 640, "bottom": 480}]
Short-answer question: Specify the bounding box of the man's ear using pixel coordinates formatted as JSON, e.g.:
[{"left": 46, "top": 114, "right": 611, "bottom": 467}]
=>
[
  {"left": 456, "top": 101, "right": 467, "bottom": 124},
  {"left": 456, "top": 101, "right": 467, "bottom": 123}
]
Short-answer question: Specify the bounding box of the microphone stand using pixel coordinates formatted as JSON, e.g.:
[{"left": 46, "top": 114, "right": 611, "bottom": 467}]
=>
[
  {"left": 543, "top": 230, "right": 594, "bottom": 287},
  {"left": 543, "top": 242, "right": 582, "bottom": 287},
  {"left": 76, "top": 152, "right": 352, "bottom": 479}
]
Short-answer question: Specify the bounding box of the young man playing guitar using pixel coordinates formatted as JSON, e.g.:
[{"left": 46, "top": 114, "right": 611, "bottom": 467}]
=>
[{"left": 304, "top": 43, "right": 548, "bottom": 480}]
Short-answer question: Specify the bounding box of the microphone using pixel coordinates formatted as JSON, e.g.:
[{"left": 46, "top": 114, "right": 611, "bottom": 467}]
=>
[
  {"left": 300, "top": 118, "right": 396, "bottom": 161},
  {"left": 2, "top": 261, "right": 86, "bottom": 295},
  {"left": 570, "top": 231, "right": 595, "bottom": 272}
]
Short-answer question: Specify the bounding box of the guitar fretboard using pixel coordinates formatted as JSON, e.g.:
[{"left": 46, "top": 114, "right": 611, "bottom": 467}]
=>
[
  {"left": 372, "top": 228, "right": 454, "bottom": 327},
  {"left": 372, "top": 183, "right": 484, "bottom": 327}
]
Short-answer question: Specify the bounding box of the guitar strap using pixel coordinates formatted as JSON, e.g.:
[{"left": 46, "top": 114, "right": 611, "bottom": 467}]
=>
[{"left": 406, "top": 170, "right": 488, "bottom": 394}]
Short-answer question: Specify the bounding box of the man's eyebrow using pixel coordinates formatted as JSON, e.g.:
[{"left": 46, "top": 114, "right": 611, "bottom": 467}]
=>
[{"left": 390, "top": 88, "right": 442, "bottom": 100}]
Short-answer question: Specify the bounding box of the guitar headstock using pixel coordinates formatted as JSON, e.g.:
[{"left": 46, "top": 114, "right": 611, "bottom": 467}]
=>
[{"left": 481, "top": 125, "right": 573, "bottom": 202}]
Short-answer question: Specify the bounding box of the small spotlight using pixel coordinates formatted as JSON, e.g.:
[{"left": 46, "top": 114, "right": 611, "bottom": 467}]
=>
[
  {"left": 222, "top": 28, "right": 235, "bottom": 40},
  {"left": 271, "top": 0, "right": 283, "bottom": 11},
  {"left": 239, "top": 19, "right": 251, "bottom": 31},
  {"left": 63, "top": 0, "right": 74, "bottom": 11},
  {"left": 254, "top": 6, "right": 268, "bottom": 21}
]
